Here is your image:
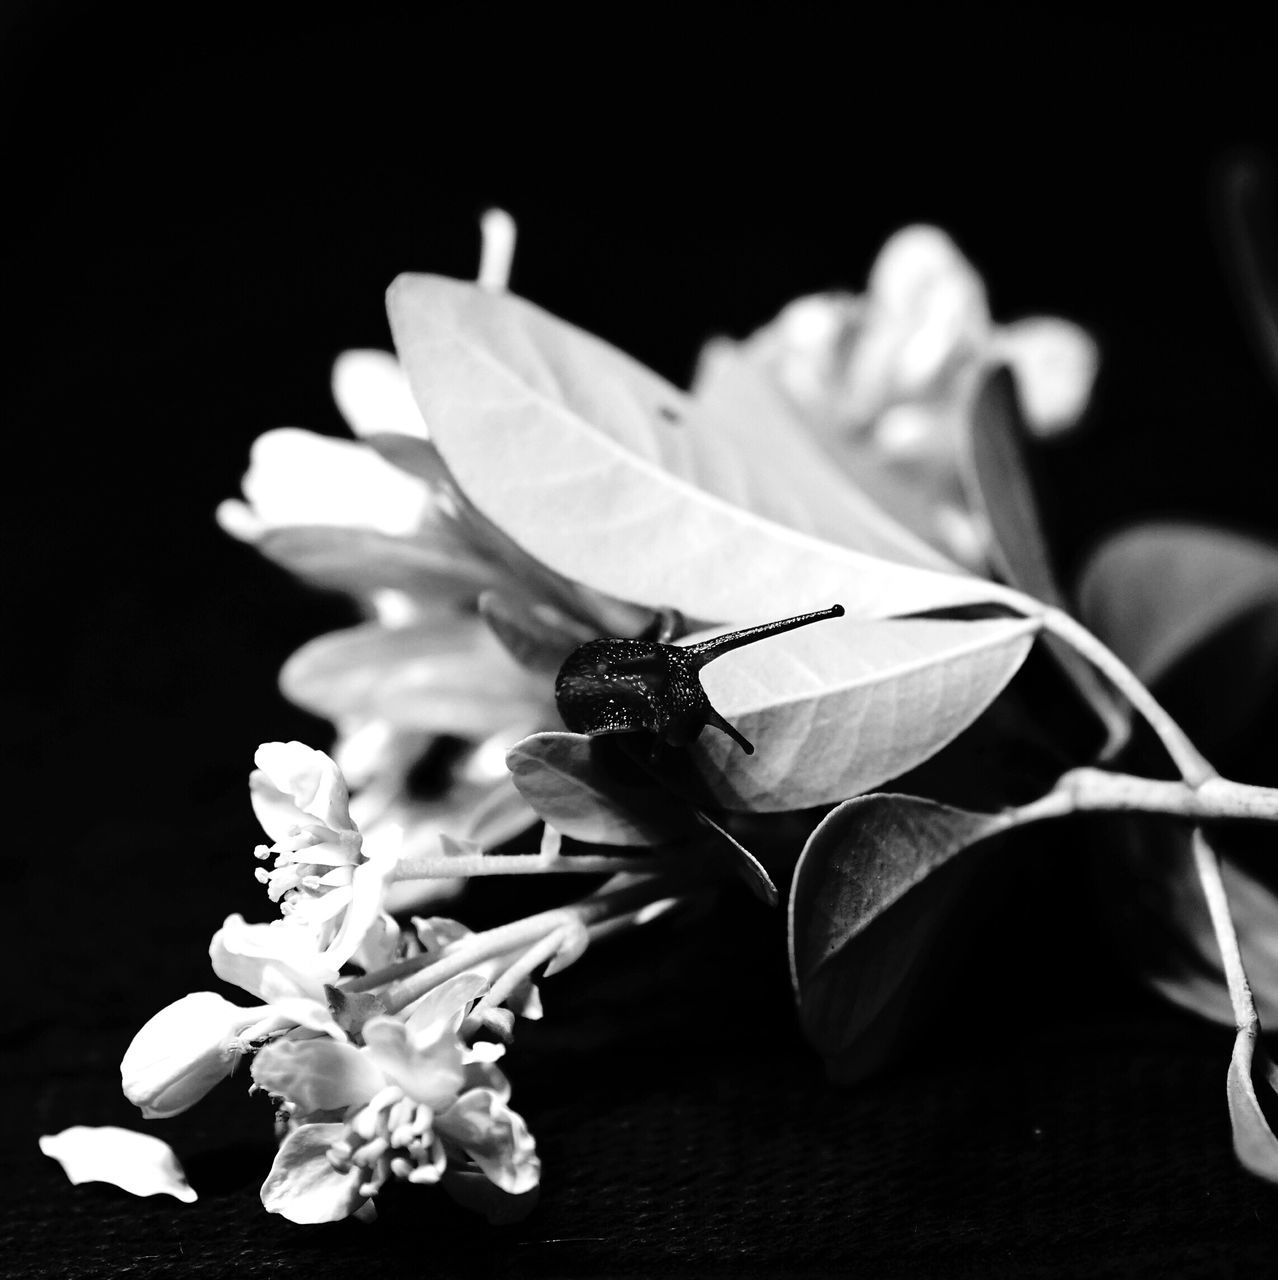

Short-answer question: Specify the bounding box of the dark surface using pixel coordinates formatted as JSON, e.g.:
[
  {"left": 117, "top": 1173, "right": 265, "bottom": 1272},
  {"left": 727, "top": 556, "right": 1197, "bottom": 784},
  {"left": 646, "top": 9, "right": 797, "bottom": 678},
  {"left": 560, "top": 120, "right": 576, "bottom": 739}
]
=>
[{"left": 5, "top": 11, "right": 1278, "bottom": 1277}]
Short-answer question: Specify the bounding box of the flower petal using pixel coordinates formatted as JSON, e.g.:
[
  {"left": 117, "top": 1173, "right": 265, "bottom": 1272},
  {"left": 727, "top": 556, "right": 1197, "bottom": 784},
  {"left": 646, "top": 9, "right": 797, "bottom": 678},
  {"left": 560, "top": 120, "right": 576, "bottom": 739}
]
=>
[
  {"left": 332, "top": 349, "right": 427, "bottom": 441},
  {"left": 992, "top": 316, "right": 1098, "bottom": 436},
  {"left": 121, "top": 992, "right": 260, "bottom": 1119},
  {"left": 362, "top": 1017, "right": 466, "bottom": 1109},
  {"left": 209, "top": 915, "right": 339, "bottom": 1003},
  {"left": 252, "top": 1039, "right": 385, "bottom": 1113},
  {"left": 401, "top": 971, "right": 490, "bottom": 1042},
  {"left": 253, "top": 741, "right": 357, "bottom": 836},
  {"left": 437, "top": 1088, "right": 539, "bottom": 1194},
  {"left": 223, "top": 426, "right": 430, "bottom": 537},
  {"left": 260, "top": 1123, "right": 367, "bottom": 1223},
  {"left": 40, "top": 1126, "right": 197, "bottom": 1202}
]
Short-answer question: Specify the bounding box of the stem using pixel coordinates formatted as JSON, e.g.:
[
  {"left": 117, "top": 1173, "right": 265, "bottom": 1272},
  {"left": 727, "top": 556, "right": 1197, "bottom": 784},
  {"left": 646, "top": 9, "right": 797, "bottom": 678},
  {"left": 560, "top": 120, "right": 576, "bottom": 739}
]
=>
[
  {"left": 345, "top": 873, "right": 682, "bottom": 1010},
  {"left": 1039, "top": 606, "right": 1216, "bottom": 785},
  {"left": 1015, "top": 769, "right": 1278, "bottom": 826},
  {"left": 472, "top": 926, "right": 571, "bottom": 1016},
  {"left": 1191, "top": 828, "right": 1258, "bottom": 1032},
  {"left": 390, "top": 850, "right": 665, "bottom": 881}
]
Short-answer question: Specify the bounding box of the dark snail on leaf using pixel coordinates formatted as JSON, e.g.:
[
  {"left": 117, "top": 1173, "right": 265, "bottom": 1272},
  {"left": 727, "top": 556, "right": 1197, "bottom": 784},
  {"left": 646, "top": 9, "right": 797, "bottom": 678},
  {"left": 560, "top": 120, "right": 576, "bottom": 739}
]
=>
[{"left": 554, "top": 605, "right": 845, "bottom": 756}]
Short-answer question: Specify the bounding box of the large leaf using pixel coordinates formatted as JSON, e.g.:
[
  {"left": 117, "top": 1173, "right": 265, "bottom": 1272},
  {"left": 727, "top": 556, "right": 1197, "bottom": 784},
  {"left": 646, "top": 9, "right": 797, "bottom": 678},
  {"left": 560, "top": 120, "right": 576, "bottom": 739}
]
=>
[
  {"left": 369, "top": 431, "right": 651, "bottom": 638},
  {"left": 690, "top": 338, "right": 957, "bottom": 571},
  {"left": 280, "top": 617, "right": 550, "bottom": 737},
  {"left": 789, "top": 793, "right": 1016, "bottom": 1081},
  {"left": 385, "top": 275, "right": 1023, "bottom": 622},
  {"left": 506, "top": 731, "right": 698, "bottom": 846},
  {"left": 963, "top": 367, "right": 1130, "bottom": 752},
  {"left": 691, "top": 614, "right": 1039, "bottom": 810},
  {"left": 1076, "top": 522, "right": 1278, "bottom": 688}
]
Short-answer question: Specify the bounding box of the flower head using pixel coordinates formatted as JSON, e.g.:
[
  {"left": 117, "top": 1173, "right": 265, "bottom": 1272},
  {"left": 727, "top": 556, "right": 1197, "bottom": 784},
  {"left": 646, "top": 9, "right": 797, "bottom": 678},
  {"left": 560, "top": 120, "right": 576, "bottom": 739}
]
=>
[
  {"left": 252, "top": 970, "right": 539, "bottom": 1222},
  {"left": 696, "top": 224, "right": 1098, "bottom": 566}
]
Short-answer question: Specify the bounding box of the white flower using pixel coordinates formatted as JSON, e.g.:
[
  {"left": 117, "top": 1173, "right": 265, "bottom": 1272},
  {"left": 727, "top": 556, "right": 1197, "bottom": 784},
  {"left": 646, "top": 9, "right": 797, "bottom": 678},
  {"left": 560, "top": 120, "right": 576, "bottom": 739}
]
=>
[
  {"left": 252, "top": 971, "right": 539, "bottom": 1222},
  {"left": 698, "top": 224, "right": 1098, "bottom": 566},
  {"left": 250, "top": 740, "right": 399, "bottom": 968},
  {"left": 219, "top": 358, "right": 562, "bottom": 908},
  {"left": 120, "top": 992, "right": 267, "bottom": 1119}
]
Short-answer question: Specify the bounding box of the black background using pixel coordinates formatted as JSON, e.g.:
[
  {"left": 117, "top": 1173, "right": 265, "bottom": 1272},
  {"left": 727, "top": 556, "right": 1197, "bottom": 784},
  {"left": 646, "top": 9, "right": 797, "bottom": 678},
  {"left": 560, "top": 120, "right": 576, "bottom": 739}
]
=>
[{"left": 5, "top": 9, "right": 1278, "bottom": 1277}]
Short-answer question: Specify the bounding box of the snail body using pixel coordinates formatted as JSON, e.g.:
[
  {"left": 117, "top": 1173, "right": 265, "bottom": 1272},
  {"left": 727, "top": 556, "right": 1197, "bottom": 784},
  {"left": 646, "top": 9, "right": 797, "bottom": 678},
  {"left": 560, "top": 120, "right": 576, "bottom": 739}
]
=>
[{"left": 554, "top": 605, "right": 845, "bottom": 756}]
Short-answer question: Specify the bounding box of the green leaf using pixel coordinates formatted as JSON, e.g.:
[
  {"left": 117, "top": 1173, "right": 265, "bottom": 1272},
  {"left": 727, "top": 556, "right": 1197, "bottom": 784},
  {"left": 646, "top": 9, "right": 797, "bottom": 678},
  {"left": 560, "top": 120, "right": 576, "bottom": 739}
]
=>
[
  {"left": 506, "top": 731, "right": 697, "bottom": 846},
  {"left": 1076, "top": 522, "right": 1278, "bottom": 689},
  {"left": 690, "top": 806, "right": 779, "bottom": 907},
  {"left": 280, "top": 617, "right": 550, "bottom": 737},
  {"left": 1228, "top": 1029, "right": 1278, "bottom": 1182},
  {"left": 788, "top": 793, "right": 1015, "bottom": 1081},
  {"left": 384, "top": 275, "right": 1022, "bottom": 623},
  {"left": 691, "top": 614, "right": 1039, "bottom": 811},
  {"left": 368, "top": 432, "right": 650, "bottom": 638},
  {"left": 964, "top": 367, "right": 1129, "bottom": 752}
]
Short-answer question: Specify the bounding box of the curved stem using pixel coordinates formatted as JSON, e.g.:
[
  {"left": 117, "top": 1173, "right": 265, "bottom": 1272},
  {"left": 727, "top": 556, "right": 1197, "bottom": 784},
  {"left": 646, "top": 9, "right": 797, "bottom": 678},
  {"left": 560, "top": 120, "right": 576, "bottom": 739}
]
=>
[
  {"left": 1191, "top": 828, "right": 1258, "bottom": 1031},
  {"left": 1038, "top": 606, "right": 1216, "bottom": 785}
]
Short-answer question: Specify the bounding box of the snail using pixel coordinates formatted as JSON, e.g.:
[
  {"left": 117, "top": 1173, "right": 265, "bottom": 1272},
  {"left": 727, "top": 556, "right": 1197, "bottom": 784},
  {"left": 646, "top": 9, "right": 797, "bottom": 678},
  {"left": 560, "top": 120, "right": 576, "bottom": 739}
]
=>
[{"left": 554, "top": 604, "right": 845, "bottom": 756}]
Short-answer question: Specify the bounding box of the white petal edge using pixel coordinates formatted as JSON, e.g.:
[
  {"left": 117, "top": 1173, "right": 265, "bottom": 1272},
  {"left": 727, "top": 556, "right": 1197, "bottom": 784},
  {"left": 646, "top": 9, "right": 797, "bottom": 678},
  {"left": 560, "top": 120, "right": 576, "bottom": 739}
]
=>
[{"left": 40, "top": 1126, "right": 197, "bottom": 1202}]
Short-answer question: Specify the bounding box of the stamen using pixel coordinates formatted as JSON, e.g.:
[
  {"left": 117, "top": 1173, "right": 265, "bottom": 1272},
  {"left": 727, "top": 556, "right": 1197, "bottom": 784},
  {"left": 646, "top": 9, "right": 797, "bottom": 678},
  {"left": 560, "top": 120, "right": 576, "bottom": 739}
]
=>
[{"left": 478, "top": 208, "right": 517, "bottom": 292}]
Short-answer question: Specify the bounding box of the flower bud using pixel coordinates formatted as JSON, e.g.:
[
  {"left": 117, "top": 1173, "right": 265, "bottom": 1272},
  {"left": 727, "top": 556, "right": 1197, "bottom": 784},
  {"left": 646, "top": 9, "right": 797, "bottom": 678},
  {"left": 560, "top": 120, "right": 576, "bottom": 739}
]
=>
[{"left": 121, "top": 992, "right": 260, "bottom": 1119}]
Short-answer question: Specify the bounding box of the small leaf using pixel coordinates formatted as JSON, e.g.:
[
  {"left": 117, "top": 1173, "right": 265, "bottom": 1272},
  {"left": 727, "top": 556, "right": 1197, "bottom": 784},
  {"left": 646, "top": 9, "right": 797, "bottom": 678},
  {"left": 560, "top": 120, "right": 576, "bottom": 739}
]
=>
[
  {"left": 691, "top": 806, "right": 779, "bottom": 907},
  {"left": 692, "top": 614, "right": 1039, "bottom": 811},
  {"left": 280, "top": 617, "right": 550, "bottom": 737},
  {"left": 40, "top": 1126, "right": 198, "bottom": 1202},
  {"left": 506, "top": 731, "right": 697, "bottom": 846},
  {"left": 788, "top": 794, "right": 1014, "bottom": 1078},
  {"left": 964, "top": 367, "right": 1129, "bottom": 752},
  {"left": 1228, "top": 1027, "right": 1278, "bottom": 1182},
  {"left": 1076, "top": 522, "right": 1278, "bottom": 689},
  {"left": 384, "top": 275, "right": 1021, "bottom": 622}
]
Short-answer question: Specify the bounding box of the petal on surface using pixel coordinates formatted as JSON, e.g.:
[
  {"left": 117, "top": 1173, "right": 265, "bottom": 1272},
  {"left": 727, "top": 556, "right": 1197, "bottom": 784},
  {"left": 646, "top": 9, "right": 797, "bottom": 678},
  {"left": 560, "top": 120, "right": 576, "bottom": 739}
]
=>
[
  {"left": 120, "top": 992, "right": 259, "bottom": 1119},
  {"left": 438, "top": 1089, "right": 540, "bottom": 1194},
  {"left": 260, "top": 1123, "right": 367, "bottom": 1223},
  {"left": 39, "top": 1126, "right": 197, "bottom": 1202},
  {"left": 252, "top": 1038, "right": 384, "bottom": 1112}
]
